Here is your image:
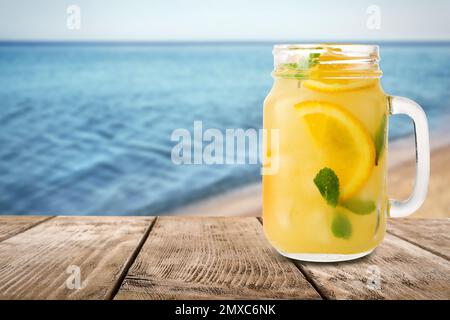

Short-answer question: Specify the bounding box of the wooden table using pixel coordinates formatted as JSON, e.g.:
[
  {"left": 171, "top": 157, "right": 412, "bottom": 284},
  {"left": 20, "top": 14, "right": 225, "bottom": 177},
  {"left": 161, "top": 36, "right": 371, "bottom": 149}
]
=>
[{"left": 0, "top": 216, "right": 448, "bottom": 300}]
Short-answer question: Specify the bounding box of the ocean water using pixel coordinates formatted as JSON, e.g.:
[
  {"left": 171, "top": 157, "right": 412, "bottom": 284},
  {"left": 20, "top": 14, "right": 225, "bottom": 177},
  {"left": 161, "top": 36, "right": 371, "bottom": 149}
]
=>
[{"left": 0, "top": 43, "right": 449, "bottom": 215}]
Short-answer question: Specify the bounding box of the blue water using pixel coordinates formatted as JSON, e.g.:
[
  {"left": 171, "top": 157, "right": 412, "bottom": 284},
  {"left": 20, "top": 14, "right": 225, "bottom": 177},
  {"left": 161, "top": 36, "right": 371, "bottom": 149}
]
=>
[{"left": 0, "top": 43, "right": 449, "bottom": 215}]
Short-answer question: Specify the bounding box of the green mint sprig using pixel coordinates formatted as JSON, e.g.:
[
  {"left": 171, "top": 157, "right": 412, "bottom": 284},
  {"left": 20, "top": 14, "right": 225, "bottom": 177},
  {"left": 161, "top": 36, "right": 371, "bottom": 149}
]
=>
[
  {"left": 313, "top": 167, "right": 352, "bottom": 238},
  {"left": 313, "top": 167, "right": 376, "bottom": 239}
]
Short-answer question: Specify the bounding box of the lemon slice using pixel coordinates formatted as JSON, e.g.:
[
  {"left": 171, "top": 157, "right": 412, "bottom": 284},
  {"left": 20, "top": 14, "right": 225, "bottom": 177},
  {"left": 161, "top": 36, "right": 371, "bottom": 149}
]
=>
[
  {"left": 302, "top": 79, "right": 376, "bottom": 93},
  {"left": 295, "top": 101, "right": 375, "bottom": 200}
]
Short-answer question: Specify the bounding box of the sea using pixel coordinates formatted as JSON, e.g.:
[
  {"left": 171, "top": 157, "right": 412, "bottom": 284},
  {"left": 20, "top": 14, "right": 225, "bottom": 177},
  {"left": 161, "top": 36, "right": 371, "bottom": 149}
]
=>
[{"left": 0, "top": 42, "right": 449, "bottom": 215}]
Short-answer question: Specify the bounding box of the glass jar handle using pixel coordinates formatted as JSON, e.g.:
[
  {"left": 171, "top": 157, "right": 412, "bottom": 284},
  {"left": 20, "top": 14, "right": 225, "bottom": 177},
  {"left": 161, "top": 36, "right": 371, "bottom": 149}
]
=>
[{"left": 389, "top": 96, "right": 430, "bottom": 218}]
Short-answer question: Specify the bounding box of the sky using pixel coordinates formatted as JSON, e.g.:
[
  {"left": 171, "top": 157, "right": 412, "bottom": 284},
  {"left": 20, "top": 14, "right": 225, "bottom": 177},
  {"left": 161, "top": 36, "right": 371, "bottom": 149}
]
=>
[{"left": 0, "top": 0, "right": 449, "bottom": 42}]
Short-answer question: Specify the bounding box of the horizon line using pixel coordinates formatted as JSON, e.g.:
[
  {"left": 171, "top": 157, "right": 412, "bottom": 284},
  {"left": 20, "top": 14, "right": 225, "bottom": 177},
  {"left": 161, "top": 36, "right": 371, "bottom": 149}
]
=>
[{"left": 1, "top": 39, "right": 450, "bottom": 46}]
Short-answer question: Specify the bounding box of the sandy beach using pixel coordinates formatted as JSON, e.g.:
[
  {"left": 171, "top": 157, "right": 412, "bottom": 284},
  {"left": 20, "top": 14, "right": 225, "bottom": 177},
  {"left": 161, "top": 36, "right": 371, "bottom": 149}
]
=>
[{"left": 168, "top": 127, "right": 450, "bottom": 218}]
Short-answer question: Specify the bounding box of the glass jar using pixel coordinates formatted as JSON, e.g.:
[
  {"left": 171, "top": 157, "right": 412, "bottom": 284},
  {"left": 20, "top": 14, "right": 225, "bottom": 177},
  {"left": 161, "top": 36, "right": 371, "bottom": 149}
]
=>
[{"left": 262, "top": 44, "right": 429, "bottom": 262}]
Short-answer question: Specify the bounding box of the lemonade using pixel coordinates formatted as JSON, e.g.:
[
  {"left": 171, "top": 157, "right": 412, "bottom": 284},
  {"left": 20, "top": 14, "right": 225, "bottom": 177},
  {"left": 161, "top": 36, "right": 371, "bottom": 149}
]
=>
[{"left": 263, "top": 45, "right": 389, "bottom": 258}]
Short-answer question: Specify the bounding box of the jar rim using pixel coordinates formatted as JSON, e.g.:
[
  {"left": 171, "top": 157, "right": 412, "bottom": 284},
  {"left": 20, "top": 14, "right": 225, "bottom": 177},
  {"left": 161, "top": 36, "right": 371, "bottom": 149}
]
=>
[
  {"left": 272, "top": 43, "right": 382, "bottom": 79},
  {"left": 273, "top": 43, "right": 379, "bottom": 57}
]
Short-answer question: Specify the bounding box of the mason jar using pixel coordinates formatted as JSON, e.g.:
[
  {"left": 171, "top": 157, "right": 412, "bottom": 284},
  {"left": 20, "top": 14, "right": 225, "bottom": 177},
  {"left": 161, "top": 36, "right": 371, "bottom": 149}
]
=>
[{"left": 262, "top": 44, "right": 429, "bottom": 262}]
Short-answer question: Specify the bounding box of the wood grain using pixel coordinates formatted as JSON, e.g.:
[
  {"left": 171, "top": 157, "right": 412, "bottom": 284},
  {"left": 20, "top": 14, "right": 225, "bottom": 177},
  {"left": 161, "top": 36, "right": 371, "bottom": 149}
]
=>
[
  {"left": 115, "top": 217, "right": 321, "bottom": 300},
  {"left": 387, "top": 218, "right": 450, "bottom": 260},
  {"left": 0, "top": 216, "right": 53, "bottom": 242},
  {"left": 297, "top": 234, "right": 450, "bottom": 299},
  {"left": 0, "top": 216, "right": 154, "bottom": 299}
]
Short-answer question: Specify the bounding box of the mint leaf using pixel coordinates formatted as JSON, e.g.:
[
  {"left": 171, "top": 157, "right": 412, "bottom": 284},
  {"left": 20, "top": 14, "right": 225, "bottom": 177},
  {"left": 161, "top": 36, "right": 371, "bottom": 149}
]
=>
[
  {"left": 284, "top": 63, "right": 299, "bottom": 69},
  {"left": 374, "top": 115, "right": 386, "bottom": 165},
  {"left": 307, "top": 52, "right": 320, "bottom": 68},
  {"left": 342, "top": 199, "right": 376, "bottom": 215},
  {"left": 332, "top": 212, "right": 352, "bottom": 239},
  {"left": 313, "top": 167, "right": 339, "bottom": 207}
]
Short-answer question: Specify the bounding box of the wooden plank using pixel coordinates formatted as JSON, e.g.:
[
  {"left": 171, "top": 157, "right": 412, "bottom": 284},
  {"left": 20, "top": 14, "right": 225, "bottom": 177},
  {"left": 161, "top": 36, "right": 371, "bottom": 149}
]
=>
[
  {"left": 115, "top": 217, "right": 321, "bottom": 300},
  {"left": 387, "top": 218, "right": 450, "bottom": 260},
  {"left": 0, "top": 216, "right": 154, "bottom": 299},
  {"left": 0, "top": 216, "right": 53, "bottom": 242},
  {"left": 296, "top": 234, "right": 450, "bottom": 299}
]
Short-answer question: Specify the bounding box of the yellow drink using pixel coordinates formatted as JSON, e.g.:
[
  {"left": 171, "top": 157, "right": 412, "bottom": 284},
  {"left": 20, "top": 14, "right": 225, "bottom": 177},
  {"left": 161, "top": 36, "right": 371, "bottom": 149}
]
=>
[{"left": 263, "top": 45, "right": 388, "bottom": 259}]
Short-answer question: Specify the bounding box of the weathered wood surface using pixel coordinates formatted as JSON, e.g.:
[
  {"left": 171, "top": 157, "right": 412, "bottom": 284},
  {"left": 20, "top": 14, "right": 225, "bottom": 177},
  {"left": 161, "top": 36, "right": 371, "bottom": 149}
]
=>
[
  {"left": 115, "top": 217, "right": 320, "bottom": 300},
  {"left": 0, "top": 216, "right": 53, "bottom": 242},
  {"left": 387, "top": 218, "right": 450, "bottom": 260},
  {"left": 0, "top": 216, "right": 448, "bottom": 300},
  {"left": 297, "top": 234, "right": 450, "bottom": 300},
  {"left": 0, "top": 216, "right": 154, "bottom": 299}
]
